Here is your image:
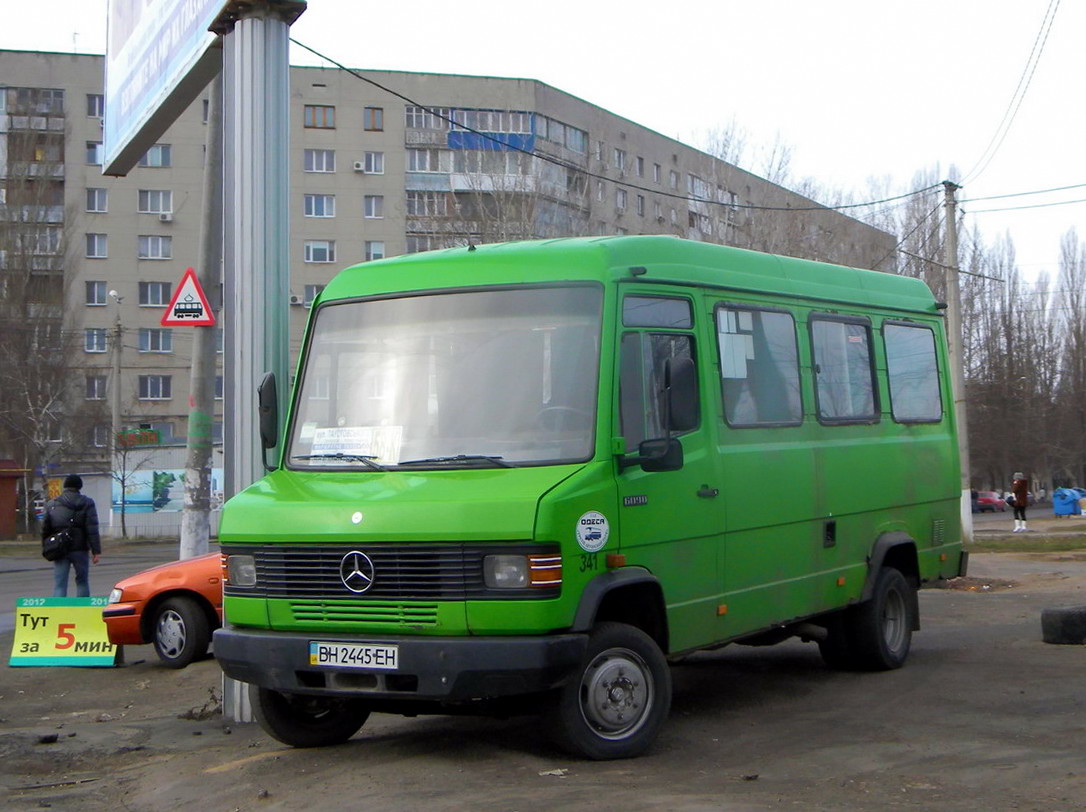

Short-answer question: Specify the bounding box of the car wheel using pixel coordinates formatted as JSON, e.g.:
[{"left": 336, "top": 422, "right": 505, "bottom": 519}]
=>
[
  {"left": 152, "top": 596, "right": 210, "bottom": 669},
  {"left": 546, "top": 622, "right": 671, "bottom": 760},
  {"left": 251, "top": 685, "right": 370, "bottom": 748}
]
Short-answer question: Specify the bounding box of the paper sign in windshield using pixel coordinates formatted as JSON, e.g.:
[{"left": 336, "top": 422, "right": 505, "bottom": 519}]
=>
[{"left": 310, "top": 426, "right": 403, "bottom": 464}]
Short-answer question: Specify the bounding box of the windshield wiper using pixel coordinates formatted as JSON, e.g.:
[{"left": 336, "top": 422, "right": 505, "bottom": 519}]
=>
[
  {"left": 293, "top": 453, "right": 387, "bottom": 471},
  {"left": 397, "top": 454, "right": 513, "bottom": 468}
]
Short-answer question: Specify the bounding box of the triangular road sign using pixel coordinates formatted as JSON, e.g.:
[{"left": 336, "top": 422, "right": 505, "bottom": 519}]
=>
[{"left": 161, "top": 267, "right": 215, "bottom": 326}]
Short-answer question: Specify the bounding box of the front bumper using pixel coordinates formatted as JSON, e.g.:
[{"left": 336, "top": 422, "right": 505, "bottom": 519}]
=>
[
  {"left": 213, "top": 626, "right": 587, "bottom": 702},
  {"left": 102, "top": 604, "right": 145, "bottom": 645}
]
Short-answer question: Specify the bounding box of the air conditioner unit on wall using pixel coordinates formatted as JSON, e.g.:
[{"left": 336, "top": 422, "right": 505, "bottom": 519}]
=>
[
  {"left": 159, "top": 213, "right": 173, "bottom": 222},
  {"left": 289, "top": 294, "right": 303, "bottom": 306},
  {"left": 352, "top": 160, "right": 366, "bottom": 172}
]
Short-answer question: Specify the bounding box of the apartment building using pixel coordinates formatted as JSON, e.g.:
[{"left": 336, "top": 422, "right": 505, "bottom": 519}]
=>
[{"left": 1, "top": 48, "right": 894, "bottom": 475}]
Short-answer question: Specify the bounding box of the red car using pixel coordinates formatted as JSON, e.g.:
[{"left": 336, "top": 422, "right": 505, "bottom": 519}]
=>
[
  {"left": 974, "top": 491, "right": 1007, "bottom": 513},
  {"left": 103, "top": 552, "right": 223, "bottom": 668}
]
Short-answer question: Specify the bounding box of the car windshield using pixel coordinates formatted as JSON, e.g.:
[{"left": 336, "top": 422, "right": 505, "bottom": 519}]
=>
[{"left": 287, "top": 285, "right": 603, "bottom": 469}]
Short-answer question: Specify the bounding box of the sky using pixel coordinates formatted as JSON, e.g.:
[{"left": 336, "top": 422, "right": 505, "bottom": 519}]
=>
[{"left": 2, "top": 0, "right": 1082, "bottom": 282}]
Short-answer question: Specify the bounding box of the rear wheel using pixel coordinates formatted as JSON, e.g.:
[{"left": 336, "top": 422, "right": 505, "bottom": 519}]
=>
[
  {"left": 251, "top": 685, "right": 370, "bottom": 748},
  {"left": 152, "top": 596, "right": 210, "bottom": 669},
  {"left": 847, "top": 567, "right": 914, "bottom": 670},
  {"left": 547, "top": 622, "right": 671, "bottom": 760}
]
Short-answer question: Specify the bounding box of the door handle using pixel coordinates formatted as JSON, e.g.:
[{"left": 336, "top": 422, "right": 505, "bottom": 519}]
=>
[{"left": 697, "top": 486, "right": 719, "bottom": 499}]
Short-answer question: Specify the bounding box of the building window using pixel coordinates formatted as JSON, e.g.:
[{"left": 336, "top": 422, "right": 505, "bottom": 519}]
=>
[
  {"left": 85, "top": 375, "right": 107, "bottom": 400},
  {"left": 654, "top": 201, "right": 662, "bottom": 220},
  {"left": 406, "top": 191, "right": 446, "bottom": 217},
  {"left": 86, "top": 141, "right": 103, "bottom": 165},
  {"left": 138, "top": 375, "right": 172, "bottom": 400},
  {"left": 303, "top": 284, "right": 324, "bottom": 305},
  {"left": 613, "top": 148, "right": 626, "bottom": 171},
  {"left": 304, "top": 105, "right": 335, "bottom": 129},
  {"left": 304, "top": 240, "right": 335, "bottom": 263},
  {"left": 303, "top": 148, "right": 335, "bottom": 172},
  {"left": 139, "top": 144, "right": 172, "bottom": 167},
  {"left": 407, "top": 148, "right": 451, "bottom": 173},
  {"left": 139, "top": 281, "right": 171, "bottom": 306},
  {"left": 364, "top": 241, "right": 386, "bottom": 261},
  {"left": 86, "top": 188, "right": 108, "bottom": 212},
  {"left": 636, "top": 195, "right": 645, "bottom": 216},
  {"left": 616, "top": 189, "right": 627, "bottom": 210},
  {"left": 304, "top": 194, "right": 336, "bottom": 217},
  {"left": 138, "top": 189, "right": 173, "bottom": 214},
  {"left": 596, "top": 141, "right": 605, "bottom": 162},
  {"left": 364, "top": 195, "right": 384, "bottom": 219},
  {"left": 85, "top": 328, "right": 107, "bottom": 353},
  {"left": 138, "top": 235, "right": 172, "bottom": 259},
  {"left": 90, "top": 425, "right": 110, "bottom": 448},
  {"left": 86, "top": 93, "right": 104, "bottom": 117},
  {"left": 86, "top": 233, "right": 108, "bottom": 258},
  {"left": 405, "top": 105, "right": 451, "bottom": 129},
  {"left": 363, "top": 106, "right": 384, "bottom": 131},
  {"left": 653, "top": 163, "right": 661, "bottom": 183},
  {"left": 216, "top": 327, "right": 224, "bottom": 353},
  {"left": 669, "top": 170, "right": 679, "bottom": 190},
  {"left": 363, "top": 151, "right": 384, "bottom": 174},
  {"left": 139, "top": 328, "right": 173, "bottom": 353},
  {"left": 636, "top": 156, "right": 644, "bottom": 177},
  {"left": 86, "top": 280, "right": 107, "bottom": 306},
  {"left": 596, "top": 181, "right": 604, "bottom": 202},
  {"left": 215, "top": 376, "right": 223, "bottom": 400}
]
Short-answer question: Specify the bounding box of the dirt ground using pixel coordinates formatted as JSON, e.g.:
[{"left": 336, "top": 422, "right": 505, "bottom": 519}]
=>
[{"left": 2, "top": 535, "right": 1085, "bottom": 811}]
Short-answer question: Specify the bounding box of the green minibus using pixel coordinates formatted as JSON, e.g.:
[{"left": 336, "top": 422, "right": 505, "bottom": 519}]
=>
[{"left": 214, "top": 236, "right": 966, "bottom": 759}]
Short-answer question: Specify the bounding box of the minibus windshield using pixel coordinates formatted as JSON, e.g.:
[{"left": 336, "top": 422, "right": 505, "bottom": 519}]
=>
[{"left": 287, "top": 285, "right": 603, "bottom": 469}]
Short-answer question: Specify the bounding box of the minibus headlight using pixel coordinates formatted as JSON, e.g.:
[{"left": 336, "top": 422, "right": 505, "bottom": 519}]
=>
[
  {"left": 226, "top": 554, "right": 257, "bottom": 587},
  {"left": 484, "top": 555, "right": 529, "bottom": 589}
]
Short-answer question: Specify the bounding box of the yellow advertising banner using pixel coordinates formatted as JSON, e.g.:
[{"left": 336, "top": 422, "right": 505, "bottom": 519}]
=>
[{"left": 9, "top": 597, "right": 117, "bottom": 666}]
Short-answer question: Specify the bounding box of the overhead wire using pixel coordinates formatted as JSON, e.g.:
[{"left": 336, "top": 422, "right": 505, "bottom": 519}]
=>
[{"left": 961, "top": 0, "right": 1061, "bottom": 185}]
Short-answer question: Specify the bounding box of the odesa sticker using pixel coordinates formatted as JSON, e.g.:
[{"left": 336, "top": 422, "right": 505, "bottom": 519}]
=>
[{"left": 576, "top": 511, "right": 610, "bottom": 552}]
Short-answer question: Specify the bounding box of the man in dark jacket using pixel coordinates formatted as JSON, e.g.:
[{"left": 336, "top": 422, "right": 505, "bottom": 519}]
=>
[{"left": 42, "top": 474, "right": 102, "bottom": 597}]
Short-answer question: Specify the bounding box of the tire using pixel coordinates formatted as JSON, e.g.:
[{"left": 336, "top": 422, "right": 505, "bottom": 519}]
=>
[
  {"left": 817, "top": 612, "right": 856, "bottom": 670},
  {"left": 547, "top": 622, "right": 671, "bottom": 760},
  {"left": 250, "top": 685, "right": 369, "bottom": 748},
  {"left": 1041, "top": 606, "right": 1086, "bottom": 644},
  {"left": 152, "top": 596, "right": 210, "bottom": 669},
  {"left": 846, "top": 567, "right": 915, "bottom": 671}
]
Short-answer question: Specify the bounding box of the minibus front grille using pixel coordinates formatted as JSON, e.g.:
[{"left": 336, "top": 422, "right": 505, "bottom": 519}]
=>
[
  {"left": 223, "top": 543, "right": 560, "bottom": 601},
  {"left": 290, "top": 601, "right": 440, "bottom": 626}
]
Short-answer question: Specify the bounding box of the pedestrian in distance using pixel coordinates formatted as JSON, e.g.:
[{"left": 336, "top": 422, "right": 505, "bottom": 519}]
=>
[
  {"left": 42, "top": 474, "right": 102, "bottom": 597},
  {"left": 1010, "top": 472, "right": 1030, "bottom": 533}
]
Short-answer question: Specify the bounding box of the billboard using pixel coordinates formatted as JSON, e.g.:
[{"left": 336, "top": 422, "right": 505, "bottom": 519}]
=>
[{"left": 103, "top": 0, "right": 228, "bottom": 176}]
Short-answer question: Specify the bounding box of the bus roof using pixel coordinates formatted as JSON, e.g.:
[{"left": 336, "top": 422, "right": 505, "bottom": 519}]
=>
[{"left": 322, "top": 236, "right": 941, "bottom": 315}]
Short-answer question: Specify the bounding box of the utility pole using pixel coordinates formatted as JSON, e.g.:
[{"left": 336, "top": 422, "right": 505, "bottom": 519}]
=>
[
  {"left": 180, "top": 71, "right": 224, "bottom": 560},
  {"left": 943, "top": 180, "right": 972, "bottom": 542}
]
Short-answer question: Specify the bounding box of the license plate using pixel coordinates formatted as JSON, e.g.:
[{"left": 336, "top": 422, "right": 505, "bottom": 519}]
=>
[{"left": 308, "top": 641, "right": 399, "bottom": 670}]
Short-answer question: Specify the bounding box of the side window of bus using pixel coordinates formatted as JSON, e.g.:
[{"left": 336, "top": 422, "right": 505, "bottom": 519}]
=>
[
  {"left": 883, "top": 322, "right": 942, "bottom": 422},
  {"left": 716, "top": 306, "right": 802, "bottom": 426},
  {"left": 619, "top": 332, "right": 697, "bottom": 452},
  {"left": 810, "top": 316, "right": 878, "bottom": 423}
]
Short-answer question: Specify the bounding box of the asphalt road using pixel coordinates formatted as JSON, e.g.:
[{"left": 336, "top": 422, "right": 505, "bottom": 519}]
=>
[{"left": 2, "top": 535, "right": 1086, "bottom": 810}]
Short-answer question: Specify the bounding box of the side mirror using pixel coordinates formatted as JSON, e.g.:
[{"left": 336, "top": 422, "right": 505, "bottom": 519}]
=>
[
  {"left": 257, "top": 372, "right": 278, "bottom": 471},
  {"left": 618, "top": 437, "right": 684, "bottom": 473},
  {"left": 665, "top": 356, "right": 699, "bottom": 432}
]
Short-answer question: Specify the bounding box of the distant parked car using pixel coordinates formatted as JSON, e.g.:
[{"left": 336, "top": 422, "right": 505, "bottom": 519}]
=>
[
  {"left": 103, "top": 553, "right": 223, "bottom": 668},
  {"left": 974, "top": 491, "right": 1007, "bottom": 513}
]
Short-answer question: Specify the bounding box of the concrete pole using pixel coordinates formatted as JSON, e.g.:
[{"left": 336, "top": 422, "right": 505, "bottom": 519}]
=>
[
  {"left": 943, "top": 180, "right": 973, "bottom": 543},
  {"left": 180, "top": 70, "right": 224, "bottom": 560}
]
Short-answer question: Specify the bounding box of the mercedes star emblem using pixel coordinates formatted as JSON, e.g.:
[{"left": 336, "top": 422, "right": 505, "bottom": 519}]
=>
[{"left": 339, "top": 551, "right": 376, "bottom": 594}]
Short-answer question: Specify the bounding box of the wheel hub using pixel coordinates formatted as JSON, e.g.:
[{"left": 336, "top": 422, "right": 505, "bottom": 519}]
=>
[{"left": 581, "top": 650, "right": 652, "bottom": 737}]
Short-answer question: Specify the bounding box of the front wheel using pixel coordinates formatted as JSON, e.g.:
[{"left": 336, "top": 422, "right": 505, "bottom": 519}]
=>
[
  {"left": 251, "top": 685, "right": 370, "bottom": 748},
  {"left": 152, "top": 596, "right": 210, "bottom": 669},
  {"left": 547, "top": 622, "right": 671, "bottom": 760}
]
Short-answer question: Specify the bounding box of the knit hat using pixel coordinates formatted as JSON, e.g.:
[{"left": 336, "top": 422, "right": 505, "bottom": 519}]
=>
[
  {"left": 63, "top": 474, "right": 83, "bottom": 490},
  {"left": 1012, "top": 472, "right": 1025, "bottom": 480}
]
